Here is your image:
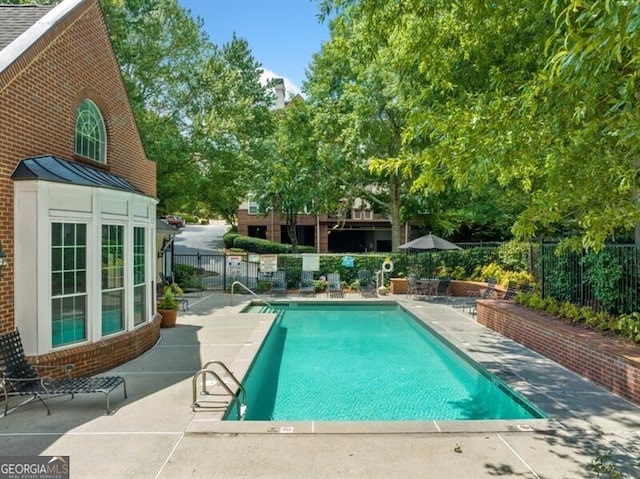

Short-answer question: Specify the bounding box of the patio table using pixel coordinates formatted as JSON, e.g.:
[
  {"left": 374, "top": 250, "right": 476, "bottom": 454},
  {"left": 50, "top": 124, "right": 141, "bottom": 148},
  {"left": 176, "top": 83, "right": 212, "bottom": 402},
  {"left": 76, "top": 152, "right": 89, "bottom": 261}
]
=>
[{"left": 418, "top": 279, "right": 440, "bottom": 296}]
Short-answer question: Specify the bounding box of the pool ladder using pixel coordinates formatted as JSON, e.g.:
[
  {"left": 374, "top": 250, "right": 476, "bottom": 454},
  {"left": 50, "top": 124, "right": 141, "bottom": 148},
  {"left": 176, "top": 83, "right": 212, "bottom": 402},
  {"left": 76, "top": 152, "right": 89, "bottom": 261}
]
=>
[
  {"left": 191, "top": 360, "right": 247, "bottom": 420},
  {"left": 231, "top": 280, "right": 275, "bottom": 310}
]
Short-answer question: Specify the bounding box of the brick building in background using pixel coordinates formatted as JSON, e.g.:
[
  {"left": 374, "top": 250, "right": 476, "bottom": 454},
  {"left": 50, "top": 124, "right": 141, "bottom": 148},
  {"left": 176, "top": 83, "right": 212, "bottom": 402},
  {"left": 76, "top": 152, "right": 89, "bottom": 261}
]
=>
[
  {"left": 0, "top": 0, "right": 160, "bottom": 375},
  {"left": 236, "top": 82, "right": 410, "bottom": 253}
]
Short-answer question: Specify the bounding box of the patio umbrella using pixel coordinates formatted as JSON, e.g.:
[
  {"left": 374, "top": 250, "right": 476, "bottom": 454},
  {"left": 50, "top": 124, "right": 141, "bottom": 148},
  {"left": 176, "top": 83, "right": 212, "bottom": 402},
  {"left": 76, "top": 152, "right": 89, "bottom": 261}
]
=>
[
  {"left": 399, "top": 233, "right": 461, "bottom": 277},
  {"left": 399, "top": 233, "right": 461, "bottom": 251}
]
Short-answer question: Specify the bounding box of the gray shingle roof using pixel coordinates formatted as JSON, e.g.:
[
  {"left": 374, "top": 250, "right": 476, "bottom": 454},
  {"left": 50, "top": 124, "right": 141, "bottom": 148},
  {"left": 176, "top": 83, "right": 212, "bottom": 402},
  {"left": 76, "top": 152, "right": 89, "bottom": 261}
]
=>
[{"left": 0, "top": 4, "right": 55, "bottom": 51}]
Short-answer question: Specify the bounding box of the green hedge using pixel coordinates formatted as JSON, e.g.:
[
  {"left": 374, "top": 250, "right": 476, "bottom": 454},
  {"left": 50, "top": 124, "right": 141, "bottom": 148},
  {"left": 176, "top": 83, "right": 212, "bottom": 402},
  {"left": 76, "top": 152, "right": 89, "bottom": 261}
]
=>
[
  {"left": 224, "top": 233, "right": 315, "bottom": 254},
  {"left": 223, "top": 232, "right": 241, "bottom": 249}
]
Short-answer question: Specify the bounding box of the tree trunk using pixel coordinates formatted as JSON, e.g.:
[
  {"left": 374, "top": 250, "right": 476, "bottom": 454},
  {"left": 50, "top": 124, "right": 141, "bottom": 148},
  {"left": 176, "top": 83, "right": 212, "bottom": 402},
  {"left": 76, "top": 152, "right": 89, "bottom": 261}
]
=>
[
  {"left": 287, "top": 213, "right": 299, "bottom": 253},
  {"left": 389, "top": 174, "right": 402, "bottom": 252}
]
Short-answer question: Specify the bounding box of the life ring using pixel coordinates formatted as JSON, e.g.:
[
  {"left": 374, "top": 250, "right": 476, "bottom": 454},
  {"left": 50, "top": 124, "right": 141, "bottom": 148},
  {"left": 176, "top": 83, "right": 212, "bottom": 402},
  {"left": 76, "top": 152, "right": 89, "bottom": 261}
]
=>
[{"left": 382, "top": 258, "right": 394, "bottom": 273}]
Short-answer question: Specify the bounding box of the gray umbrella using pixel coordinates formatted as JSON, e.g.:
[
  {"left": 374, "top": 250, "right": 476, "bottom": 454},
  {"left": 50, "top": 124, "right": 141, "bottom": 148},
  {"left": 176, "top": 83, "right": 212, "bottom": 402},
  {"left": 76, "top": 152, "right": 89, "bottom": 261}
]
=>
[
  {"left": 399, "top": 233, "right": 461, "bottom": 278},
  {"left": 399, "top": 233, "right": 461, "bottom": 251}
]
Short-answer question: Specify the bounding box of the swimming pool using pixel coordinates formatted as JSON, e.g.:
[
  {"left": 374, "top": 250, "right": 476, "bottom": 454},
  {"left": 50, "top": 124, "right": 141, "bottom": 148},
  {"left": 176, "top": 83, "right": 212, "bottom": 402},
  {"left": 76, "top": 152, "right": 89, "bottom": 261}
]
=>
[{"left": 228, "top": 302, "right": 545, "bottom": 422}]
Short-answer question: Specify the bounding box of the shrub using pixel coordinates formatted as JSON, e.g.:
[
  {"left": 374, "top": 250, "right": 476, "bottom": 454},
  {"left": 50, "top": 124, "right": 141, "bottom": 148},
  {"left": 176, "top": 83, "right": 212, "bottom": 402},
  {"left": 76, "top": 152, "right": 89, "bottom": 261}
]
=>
[
  {"left": 515, "top": 291, "right": 640, "bottom": 344},
  {"left": 256, "top": 280, "right": 271, "bottom": 293},
  {"left": 476, "top": 263, "right": 535, "bottom": 287},
  {"left": 157, "top": 287, "right": 179, "bottom": 310},
  {"left": 313, "top": 279, "right": 327, "bottom": 292},
  {"left": 223, "top": 232, "right": 240, "bottom": 249},
  {"left": 496, "top": 241, "right": 532, "bottom": 272}
]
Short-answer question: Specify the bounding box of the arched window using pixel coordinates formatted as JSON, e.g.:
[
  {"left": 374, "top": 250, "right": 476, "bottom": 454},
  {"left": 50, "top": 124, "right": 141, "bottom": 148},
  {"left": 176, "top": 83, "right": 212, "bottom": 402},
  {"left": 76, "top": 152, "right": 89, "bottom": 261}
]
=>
[{"left": 74, "top": 99, "right": 106, "bottom": 163}]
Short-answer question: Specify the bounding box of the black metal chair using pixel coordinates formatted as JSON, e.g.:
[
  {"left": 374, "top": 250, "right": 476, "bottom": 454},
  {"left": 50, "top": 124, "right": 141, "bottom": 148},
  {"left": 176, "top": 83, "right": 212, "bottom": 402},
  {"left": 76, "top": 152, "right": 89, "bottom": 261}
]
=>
[
  {"left": 270, "top": 271, "right": 288, "bottom": 297},
  {"left": 298, "top": 271, "right": 316, "bottom": 297},
  {"left": 0, "top": 330, "right": 127, "bottom": 416},
  {"left": 434, "top": 276, "right": 451, "bottom": 301},
  {"left": 357, "top": 270, "right": 377, "bottom": 298},
  {"left": 502, "top": 280, "right": 518, "bottom": 300},
  {"left": 464, "top": 278, "right": 498, "bottom": 316},
  {"left": 327, "top": 273, "right": 344, "bottom": 298}
]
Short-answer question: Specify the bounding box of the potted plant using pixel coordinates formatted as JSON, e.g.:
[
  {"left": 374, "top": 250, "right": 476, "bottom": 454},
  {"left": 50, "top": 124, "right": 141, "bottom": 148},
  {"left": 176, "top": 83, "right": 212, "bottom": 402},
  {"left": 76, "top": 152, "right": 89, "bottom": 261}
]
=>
[{"left": 157, "top": 286, "right": 179, "bottom": 328}]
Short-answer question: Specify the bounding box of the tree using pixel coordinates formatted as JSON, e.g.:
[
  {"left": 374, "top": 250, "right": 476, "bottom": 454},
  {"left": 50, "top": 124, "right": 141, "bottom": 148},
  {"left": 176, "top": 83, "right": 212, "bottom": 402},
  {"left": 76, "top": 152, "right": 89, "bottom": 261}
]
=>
[
  {"left": 306, "top": 2, "right": 425, "bottom": 251},
  {"left": 528, "top": 0, "right": 640, "bottom": 248},
  {"left": 188, "top": 35, "right": 275, "bottom": 227},
  {"left": 251, "top": 97, "right": 321, "bottom": 252},
  {"left": 102, "top": 1, "right": 274, "bottom": 221},
  {"left": 102, "top": 0, "right": 212, "bottom": 212},
  {"left": 309, "top": 1, "right": 538, "bottom": 248}
]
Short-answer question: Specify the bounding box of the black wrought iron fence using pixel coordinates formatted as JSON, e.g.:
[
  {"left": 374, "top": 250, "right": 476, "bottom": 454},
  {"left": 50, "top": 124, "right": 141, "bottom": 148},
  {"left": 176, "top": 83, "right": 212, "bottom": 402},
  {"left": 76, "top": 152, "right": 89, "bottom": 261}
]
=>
[
  {"left": 173, "top": 253, "right": 259, "bottom": 291},
  {"left": 538, "top": 244, "right": 640, "bottom": 315},
  {"left": 174, "top": 244, "right": 640, "bottom": 315}
]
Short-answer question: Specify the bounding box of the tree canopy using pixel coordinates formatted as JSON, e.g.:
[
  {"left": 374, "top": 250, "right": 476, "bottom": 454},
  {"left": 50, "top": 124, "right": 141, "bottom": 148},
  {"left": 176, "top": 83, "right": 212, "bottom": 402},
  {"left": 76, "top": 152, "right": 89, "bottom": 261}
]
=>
[
  {"left": 11, "top": 0, "right": 639, "bottom": 249},
  {"left": 310, "top": 0, "right": 640, "bottom": 251}
]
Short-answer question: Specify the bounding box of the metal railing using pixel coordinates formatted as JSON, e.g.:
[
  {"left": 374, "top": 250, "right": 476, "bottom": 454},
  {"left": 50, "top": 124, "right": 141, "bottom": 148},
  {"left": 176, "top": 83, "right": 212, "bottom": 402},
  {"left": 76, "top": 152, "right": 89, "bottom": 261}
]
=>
[
  {"left": 230, "top": 281, "right": 274, "bottom": 309},
  {"left": 191, "top": 360, "right": 247, "bottom": 420}
]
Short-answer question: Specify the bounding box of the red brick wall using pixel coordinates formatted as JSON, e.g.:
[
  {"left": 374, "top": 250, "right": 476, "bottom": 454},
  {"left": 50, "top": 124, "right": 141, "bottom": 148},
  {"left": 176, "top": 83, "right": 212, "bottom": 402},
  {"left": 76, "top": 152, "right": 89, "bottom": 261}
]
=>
[
  {"left": 0, "top": 0, "right": 158, "bottom": 366},
  {"left": 0, "top": 0, "right": 156, "bottom": 198},
  {"left": 477, "top": 301, "right": 640, "bottom": 406},
  {"left": 31, "top": 315, "right": 162, "bottom": 378}
]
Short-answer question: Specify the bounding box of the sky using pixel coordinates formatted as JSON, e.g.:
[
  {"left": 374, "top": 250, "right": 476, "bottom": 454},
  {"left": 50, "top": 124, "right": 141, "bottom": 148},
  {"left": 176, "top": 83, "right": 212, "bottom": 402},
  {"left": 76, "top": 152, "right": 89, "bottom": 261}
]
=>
[{"left": 177, "top": 0, "right": 331, "bottom": 97}]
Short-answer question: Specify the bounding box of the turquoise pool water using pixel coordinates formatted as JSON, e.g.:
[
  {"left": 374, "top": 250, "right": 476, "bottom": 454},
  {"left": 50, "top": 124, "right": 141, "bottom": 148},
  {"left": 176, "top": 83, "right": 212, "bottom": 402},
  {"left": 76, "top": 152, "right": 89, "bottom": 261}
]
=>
[{"left": 229, "top": 302, "right": 544, "bottom": 421}]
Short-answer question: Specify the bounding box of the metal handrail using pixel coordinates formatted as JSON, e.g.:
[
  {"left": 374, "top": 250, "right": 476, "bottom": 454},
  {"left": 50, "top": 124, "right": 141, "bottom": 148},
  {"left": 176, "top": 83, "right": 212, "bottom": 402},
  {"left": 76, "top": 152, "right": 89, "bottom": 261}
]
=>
[
  {"left": 201, "top": 360, "right": 247, "bottom": 406},
  {"left": 230, "top": 280, "right": 275, "bottom": 309},
  {"left": 191, "top": 365, "right": 247, "bottom": 420}
]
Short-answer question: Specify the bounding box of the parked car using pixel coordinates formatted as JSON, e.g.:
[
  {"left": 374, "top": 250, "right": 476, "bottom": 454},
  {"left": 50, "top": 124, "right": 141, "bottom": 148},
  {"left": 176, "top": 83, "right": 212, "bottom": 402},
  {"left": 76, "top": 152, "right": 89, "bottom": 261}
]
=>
[{"left": 163, "top": 215, "right": 185, "bottom": 228}]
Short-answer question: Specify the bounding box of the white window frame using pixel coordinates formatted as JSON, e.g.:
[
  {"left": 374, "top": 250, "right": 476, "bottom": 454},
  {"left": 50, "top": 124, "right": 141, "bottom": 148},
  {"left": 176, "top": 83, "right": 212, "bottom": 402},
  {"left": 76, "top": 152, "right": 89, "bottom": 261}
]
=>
[
  {"left": 74, "top": 99, "right": 107, "bottom": 163},
  {"left": 13, "top": 181, "right": 156, "bottom": 356}
]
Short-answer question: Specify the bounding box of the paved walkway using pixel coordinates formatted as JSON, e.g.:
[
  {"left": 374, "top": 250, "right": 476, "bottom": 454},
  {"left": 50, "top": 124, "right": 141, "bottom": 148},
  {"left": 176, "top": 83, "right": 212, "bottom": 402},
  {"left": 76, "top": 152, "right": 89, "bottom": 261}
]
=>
[{"left": 1, "top": 292, "right": 639, "bottom": 478}]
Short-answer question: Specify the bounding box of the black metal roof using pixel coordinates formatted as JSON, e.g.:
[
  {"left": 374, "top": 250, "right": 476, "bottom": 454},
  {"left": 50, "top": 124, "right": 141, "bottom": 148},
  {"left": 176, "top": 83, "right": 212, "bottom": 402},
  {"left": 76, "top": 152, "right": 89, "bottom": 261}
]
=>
[
  {"left": 11, "top": 155, "right": 142, "bottom": 193},
  {"left": 0, "top": 4, "right": 55, "bottom": 51}
]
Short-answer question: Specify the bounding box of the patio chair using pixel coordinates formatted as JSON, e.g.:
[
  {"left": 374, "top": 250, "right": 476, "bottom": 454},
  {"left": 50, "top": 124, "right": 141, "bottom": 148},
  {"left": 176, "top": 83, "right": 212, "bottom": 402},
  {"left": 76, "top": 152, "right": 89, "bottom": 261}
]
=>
[
  {"left": 463, "top": 278, "right": 498, "bottom": 316},
  {"left": 357, "top": 270, "right": 377, "bottom": 298},
  {"left": 298, "top": 271, "right": 316, "bottom": 297},
  {"left": 0, "top": 330, "right": 127, "bottom": 416},
  {"left": 327, "top": 273, "right": 344, "bottom": 298},
  {"left": 270, "top": 271, "right": 287, "bottom": 297},
  {"left": 406, "top": 275, "right": 422, "bottom": 300},
  {"left": 466, "top": 277, "right": 497, "bottom": 300},
  {"left": 502, "top": 280, "right": 518, "bottom": 300},
  {"left": 521, "top": 283, "right": 534, "bottom": 294}
]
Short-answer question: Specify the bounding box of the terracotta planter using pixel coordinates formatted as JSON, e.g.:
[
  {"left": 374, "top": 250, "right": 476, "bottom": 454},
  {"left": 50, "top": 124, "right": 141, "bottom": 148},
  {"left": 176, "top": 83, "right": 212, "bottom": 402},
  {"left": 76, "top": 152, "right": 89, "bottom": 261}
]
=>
[
  {"left": 390, "top": 278, "right": 408, "bottom": 295},
  {"left": 158, "top": 308, "right": 178, "bottom": 328}
]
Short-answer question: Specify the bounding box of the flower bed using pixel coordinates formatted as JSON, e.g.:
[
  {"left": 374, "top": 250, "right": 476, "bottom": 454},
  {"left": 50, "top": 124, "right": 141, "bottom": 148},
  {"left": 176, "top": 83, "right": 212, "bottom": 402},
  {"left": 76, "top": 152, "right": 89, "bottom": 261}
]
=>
[{"left": 477, "top": 300, "right": 640, "bottom": 406}]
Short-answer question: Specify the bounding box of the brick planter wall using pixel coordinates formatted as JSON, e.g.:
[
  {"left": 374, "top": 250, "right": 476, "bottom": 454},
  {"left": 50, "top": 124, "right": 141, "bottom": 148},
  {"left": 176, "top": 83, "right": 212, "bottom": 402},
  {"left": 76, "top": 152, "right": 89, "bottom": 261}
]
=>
[
  {"left": 28, "top": 315, "right": 161, "bottom": 378},
  {"left": 477, "top": 301, "right": 640, "bottom": 406}
]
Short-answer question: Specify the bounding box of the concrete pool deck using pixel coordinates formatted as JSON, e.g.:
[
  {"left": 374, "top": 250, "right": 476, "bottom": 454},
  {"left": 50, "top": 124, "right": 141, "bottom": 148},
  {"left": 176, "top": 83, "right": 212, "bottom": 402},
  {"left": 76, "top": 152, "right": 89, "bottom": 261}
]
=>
[{"left": 1, "top": 292, "right": 639, "bottom": 478}]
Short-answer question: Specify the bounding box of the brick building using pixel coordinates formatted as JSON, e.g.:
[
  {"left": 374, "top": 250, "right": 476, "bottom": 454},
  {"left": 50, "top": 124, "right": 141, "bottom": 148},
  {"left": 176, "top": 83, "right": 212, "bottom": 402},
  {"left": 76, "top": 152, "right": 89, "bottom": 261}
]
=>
[
  {"left": 0, "top": 0, "right": 160, "bottom": 375},
  {"left": 237, "top": 198, "right": 408, "bottom": 253}
]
